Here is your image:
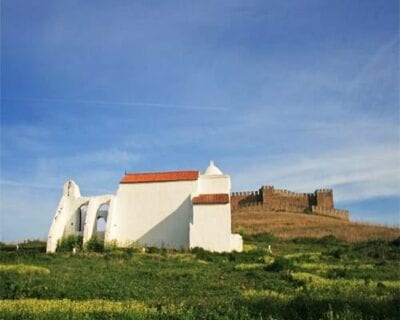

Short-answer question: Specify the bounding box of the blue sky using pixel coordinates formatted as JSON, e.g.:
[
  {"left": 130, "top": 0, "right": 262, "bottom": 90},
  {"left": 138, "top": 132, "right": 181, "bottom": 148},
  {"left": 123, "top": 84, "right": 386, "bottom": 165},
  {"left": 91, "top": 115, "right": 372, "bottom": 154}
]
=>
[{"left": 1, "top": 0, "right": 399, "bottom": 241}]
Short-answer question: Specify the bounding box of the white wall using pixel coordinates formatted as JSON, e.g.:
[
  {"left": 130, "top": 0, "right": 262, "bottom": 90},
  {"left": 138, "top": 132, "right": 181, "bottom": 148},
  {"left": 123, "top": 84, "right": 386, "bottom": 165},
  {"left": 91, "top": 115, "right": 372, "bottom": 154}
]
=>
[
  {"left": 109, "top": 180, "right": 198, "bottom": 249},
  {"left": 197, "top": 175, "right": 230, "bottom": 194},
  {"left": 191, "top": 173, "right": 242, "bottom": 252},
  {"left": 190, "top": 203, "right": 232, "bottom": 252}
]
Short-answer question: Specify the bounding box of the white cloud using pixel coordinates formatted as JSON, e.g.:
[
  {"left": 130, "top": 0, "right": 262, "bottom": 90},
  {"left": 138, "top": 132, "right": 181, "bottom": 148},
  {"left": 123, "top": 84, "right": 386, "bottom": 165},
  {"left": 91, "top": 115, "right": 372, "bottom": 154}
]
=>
[
  {"left": 63, "top": 149, "right": 142, "bottom": 166},
  {"left": 232, "top": 144, "right": 400, "bottom": 203}
]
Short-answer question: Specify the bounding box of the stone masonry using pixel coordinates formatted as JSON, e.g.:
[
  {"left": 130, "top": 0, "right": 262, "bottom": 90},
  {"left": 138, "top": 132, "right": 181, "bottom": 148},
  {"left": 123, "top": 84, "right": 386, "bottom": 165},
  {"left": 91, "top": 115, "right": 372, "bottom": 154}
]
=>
[{"left": 231, "top": 185, "right": 349, "bottom": 221}]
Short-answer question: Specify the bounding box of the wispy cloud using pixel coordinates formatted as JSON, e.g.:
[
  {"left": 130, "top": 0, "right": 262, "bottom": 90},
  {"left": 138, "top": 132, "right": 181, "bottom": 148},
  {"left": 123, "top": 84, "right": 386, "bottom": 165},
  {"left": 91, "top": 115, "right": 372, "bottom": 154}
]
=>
[
  {"left": 62, "top": 149, "right": 142, "bottom": 166},
  {"left": 1, "top": 97, "right": 229, "bottom": 111},
  {"left": 0, "top": 179, "right": 111, "bottom": 194},
  {"left": 232, "top": 144, "right": 400, "bottom": 203},
  {"left": 348, "top": 37, "right": 398, "bottom": 93},
  {"left": 0, "top": 179, "right": 59, "bottom": 191}
]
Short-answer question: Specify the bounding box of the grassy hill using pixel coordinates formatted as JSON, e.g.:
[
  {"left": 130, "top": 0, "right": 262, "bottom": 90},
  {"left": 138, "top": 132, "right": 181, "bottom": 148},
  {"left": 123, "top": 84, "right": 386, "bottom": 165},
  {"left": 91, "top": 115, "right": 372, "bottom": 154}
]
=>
[
  {"left": 232, "top": 210, "right": 400, "bottom": 242},
  {"left": 1, "top": 234, "right": 400, "bottom": 319},
  {"left": 1, "top": 210, "right": 399, "bottom": 319}
]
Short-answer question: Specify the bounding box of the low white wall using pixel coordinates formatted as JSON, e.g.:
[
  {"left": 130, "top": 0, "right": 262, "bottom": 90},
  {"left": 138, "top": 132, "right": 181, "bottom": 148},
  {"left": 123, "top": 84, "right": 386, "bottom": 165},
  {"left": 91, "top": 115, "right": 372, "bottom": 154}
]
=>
[
  {"left": 190, "top": 203, "right": 232, "bottom": 252},
  {"left": 230, "top": 234, "right": 243, "bottom": 252}
]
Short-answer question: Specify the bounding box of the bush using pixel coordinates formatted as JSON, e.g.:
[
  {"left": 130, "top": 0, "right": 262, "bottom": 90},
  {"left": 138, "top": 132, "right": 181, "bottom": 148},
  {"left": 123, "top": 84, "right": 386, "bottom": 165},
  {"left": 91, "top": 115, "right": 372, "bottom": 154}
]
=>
[
  {"left": 85, "top": 236, "right": 104, "bottom": 253},
  {"left": 18, "top": 240, "right": 47, "bottom": 253},
  {"left": 104, "top": 240, "right": 119, "bottom": 252},
  {"left": 264, "top": 256, "right": 293, "bottom": 272},
  {"left": 236, "top": 225, "right": 247, "bottom": 236},
  {"left": 293, "top": 235, "right": 344, "bottom": 246},
  {"left": 57, "top": 235, "right": 83, "bottom": 252},
  {"left": 323, "top": 247, "right": 348, "bottom": 259},
  {"left": 391, "top": 237, "right": 400, "bottom": 247},
  {"left": 243, "top": 233, "right": 277, "bottom": 244},
  {"left": 191, "top": 247, "right": 220, "bottom": 262},
  {"left": 355, "top": 240, "right": 396, "bottom": 261},
  {"left": 0, "top": 244, "right": 18, "bottom": 252},
  {"left": 326, "top": 268, "right": 348, "bottom": 279}
]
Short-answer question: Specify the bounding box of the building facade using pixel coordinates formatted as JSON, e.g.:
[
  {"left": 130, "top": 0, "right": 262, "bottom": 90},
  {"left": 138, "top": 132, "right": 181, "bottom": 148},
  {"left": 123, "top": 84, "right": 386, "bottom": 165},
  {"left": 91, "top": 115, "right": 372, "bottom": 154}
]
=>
[{"left": 46, "top": 161, "right": 243, "bottom": 253}]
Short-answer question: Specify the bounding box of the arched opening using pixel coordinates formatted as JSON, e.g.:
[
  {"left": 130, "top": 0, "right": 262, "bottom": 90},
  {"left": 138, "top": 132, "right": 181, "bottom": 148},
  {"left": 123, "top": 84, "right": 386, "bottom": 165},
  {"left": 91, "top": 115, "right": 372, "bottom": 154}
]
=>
[
  {"left": 95, "top": 203, "right": 109, "bottom": 241},
  {"left": 97, "top": 216, "right": 106, "bottom": 233},
  {"left": 76, "top": 204, "right": 88, "bottom": 233},
  {"left": 63, "top": 202, "right": 88, "bottom": 238}
]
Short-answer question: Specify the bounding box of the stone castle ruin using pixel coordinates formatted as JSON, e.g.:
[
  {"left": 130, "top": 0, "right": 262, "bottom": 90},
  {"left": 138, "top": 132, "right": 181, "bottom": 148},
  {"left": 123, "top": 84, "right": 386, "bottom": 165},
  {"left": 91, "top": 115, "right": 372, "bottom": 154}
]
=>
[{"left": 231, "top": 186, "right": 349, "bottom": 221}]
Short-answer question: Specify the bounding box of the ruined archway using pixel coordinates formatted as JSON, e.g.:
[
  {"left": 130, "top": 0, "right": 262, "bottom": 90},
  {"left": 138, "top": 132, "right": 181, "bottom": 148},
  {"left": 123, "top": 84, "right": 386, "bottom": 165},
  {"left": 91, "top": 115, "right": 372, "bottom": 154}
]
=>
[{"left": 62, "top": 202, "right": 89, "bottom": 238}]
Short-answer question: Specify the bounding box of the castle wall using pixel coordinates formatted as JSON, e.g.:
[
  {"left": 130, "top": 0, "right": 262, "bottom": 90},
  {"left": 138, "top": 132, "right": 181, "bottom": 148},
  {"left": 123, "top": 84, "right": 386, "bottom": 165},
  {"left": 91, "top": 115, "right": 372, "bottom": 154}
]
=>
[
  {"left": 230, "top": 185, "right": 349, "bottom": 220},
  {"left": 312, "top": 206, "right": 349, "bottom": 221},
  {"left": 260, "top": 186, "right": 315, "bottom": 212},
  {"left": 230, "top": 191, "right": 262, "bottom": 210}
]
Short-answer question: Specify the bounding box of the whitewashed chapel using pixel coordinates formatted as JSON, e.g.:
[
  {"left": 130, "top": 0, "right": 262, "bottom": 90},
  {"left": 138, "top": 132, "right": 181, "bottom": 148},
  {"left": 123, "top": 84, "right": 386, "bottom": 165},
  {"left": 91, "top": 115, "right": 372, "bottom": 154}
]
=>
[{"left": 47, "top": 161, "right": 243, "bottom": 253}]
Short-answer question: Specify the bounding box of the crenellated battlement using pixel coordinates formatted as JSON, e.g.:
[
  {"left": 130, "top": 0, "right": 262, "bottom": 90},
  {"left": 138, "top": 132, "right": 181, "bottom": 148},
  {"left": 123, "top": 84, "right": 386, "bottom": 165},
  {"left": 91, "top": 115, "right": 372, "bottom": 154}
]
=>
[
  {"left": 231, "top": 190, "right": 261, "bottom": 197},
  {"left": 312, "top": 206, "right": 349, "bottom": 221},
  {"left": 231, "top": 184, "right": 348, "bottom": 220},
  {"left": 230, "top": 190, "right": 262, "bottom": 209},
  {"left": 315, "top": 189, "right": 332, "bottom": 193}
]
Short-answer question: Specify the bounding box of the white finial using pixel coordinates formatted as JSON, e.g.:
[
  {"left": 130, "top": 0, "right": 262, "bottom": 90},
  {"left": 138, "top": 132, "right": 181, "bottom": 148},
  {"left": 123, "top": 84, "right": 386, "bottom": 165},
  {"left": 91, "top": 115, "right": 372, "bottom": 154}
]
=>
[{"left": 204, "top": 160, "right": 223, "bottom": 175}]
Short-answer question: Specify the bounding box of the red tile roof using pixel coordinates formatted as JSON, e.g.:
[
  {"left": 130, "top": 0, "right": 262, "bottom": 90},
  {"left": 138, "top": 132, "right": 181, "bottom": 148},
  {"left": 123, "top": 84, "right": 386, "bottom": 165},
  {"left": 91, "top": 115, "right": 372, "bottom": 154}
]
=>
[
  {"left": 192, "top": 193, "right": 230, "bottom": 205},
  {"left": 120, "top": 170, "right": 199, "bottom": 184}
]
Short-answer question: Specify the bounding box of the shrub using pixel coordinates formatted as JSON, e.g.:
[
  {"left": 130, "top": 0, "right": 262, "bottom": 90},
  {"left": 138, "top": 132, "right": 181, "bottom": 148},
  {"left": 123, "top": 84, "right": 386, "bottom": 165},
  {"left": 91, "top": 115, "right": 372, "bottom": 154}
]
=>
[
  {"left": 85, "top": 236, "right": 104, "bottom": 253},
  {"left": 146, "top": 246, "right": 165, "bottom": 254},
  {"left": 236, "top": 225, "right": 247, "bottom": 236},
  {"left": 292, "top": 235, "right": 343, "bottom": 246},
  {"left": 391, "top": 236, "right": 400, "bottom": 247},
  {"left": 57, "top": 235, "right": 83, "bottom": 252},
  {"left": 355, "top": 240, "right": 396, "bottom": 261},
  {"left": 191, "top": 247, "right": 219, "bottom": 262},
  {"left": 104, "top": 240, "right": 119, "bottom": 252},
  {"left": 264, "top": 256, "right": 293, "bottom": 272},
  {"left": 243, "top": 233, "right": 277, "bottom": 244},
  {"left": 326, "top": 268, "right": 348, "bottom": 279},
  {"left": 0, "top": 244, "right": 18, "bottom": 252},
  {"left": 18, "top": 240, "right": 47, "bottom": 253},
  {"left": 323, "top": 248, "right": 346, "bottom": 259}
]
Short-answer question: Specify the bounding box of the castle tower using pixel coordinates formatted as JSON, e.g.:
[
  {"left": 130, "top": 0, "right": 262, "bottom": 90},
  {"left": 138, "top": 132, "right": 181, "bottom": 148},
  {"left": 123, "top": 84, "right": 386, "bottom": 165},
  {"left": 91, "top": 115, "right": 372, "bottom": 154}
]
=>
[{"left": 315, "top": 189, "right": 334, "bottom": 209}]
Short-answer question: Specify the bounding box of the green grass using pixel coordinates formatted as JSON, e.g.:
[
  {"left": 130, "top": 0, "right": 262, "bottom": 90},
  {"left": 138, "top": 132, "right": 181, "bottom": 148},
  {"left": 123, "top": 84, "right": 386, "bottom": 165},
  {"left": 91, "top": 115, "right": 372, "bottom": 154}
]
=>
[{"left": 0, "top": 234, "right": 399, "bottom": 319}]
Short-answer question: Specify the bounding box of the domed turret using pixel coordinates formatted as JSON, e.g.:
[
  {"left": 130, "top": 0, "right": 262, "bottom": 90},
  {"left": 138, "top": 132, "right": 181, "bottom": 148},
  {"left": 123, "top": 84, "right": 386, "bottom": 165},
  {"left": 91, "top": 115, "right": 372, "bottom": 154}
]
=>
[{"left": 204, "top": 160, "right": 223, "bottom": 175}]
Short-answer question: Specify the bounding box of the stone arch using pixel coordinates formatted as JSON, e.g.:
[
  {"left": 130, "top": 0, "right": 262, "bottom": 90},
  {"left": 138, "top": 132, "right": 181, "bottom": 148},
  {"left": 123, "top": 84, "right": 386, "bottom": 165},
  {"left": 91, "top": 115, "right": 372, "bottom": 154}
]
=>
[
  {"left": 62, "top": 201, "right": 89, "bottom": 238},
  {"left": 83, "top": 195, "right": 114, "bottom": 244}
]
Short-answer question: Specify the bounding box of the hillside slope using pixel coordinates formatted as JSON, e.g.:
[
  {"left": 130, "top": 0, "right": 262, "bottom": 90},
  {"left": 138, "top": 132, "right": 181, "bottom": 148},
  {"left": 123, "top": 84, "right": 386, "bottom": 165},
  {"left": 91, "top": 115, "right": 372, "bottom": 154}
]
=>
[{"left": 232, "top": 210, "right": 400, "bottom": 242}]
